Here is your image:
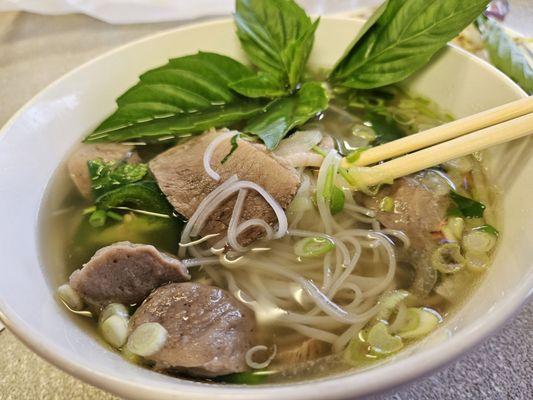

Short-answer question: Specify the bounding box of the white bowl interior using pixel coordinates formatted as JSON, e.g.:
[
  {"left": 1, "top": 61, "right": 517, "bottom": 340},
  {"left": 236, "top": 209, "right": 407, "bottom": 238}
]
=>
[{"left": 0, "top": 18, "right": 531, "bottom": 400}]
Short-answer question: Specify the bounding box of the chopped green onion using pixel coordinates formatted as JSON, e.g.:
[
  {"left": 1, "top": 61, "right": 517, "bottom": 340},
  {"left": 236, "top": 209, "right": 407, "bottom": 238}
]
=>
[
  {"left": 99, "top": 303, "right": 129, "bottom": 324},
  {"left": 345, "top": 147, "right": 369, "bottom": 164},
  {"left": 89, "top": 210, "right": 107, "bottom": 228},
  {"left": 221, "top": 134, "right": 240, "bottom": 164},
  {"left": 344, "top": 337, "right": 373, "bottom": 366},
  {"left": 448, "top": 191, "right": 486, "bottom": 218},
  {"left": 463, "top": 231, "right": 497, "bottom": 253},
  {"left": 323, "top": 166, "right": 335, "bottom": 201},
  {"left": 367, "top": 322, "right": 403, "bottom": 355},
  {"left": 330, "top": 186, "right": 345, "bottom": 215},
  {"left": 82, "top": 206, "right": 97, "bottom": 215},
  {"left": 311, "top": 145, "right": 327, "bottom": 157},
  {"left": 465, "top": 250, "right": 491, "bottom": 272},
  {"left": 57, "top": 284, "right": 84, "bottom": 311},
  {"left": 431, "top": 243, "right": 466, "bottom": 274},
  {"left": 473, "top": 224, "right": 499, "bottom": 237},
  {"left": 100, "top": 314, "right": 129, "bottom": 348},
  {"left": 106, "top": 210, "right": 123, "bottom": 222},
  {"left": 397, "top": 308, "right": 441, "bottom": 340},
  {"left": 379, "top": 196, "right": 394, "bottom": 212},
  {"left": 127, "top": 322, "right": 168, "bottom": 357},
  {"left": 376, "top": 290, "right": 410, "bottom": 321},
  {"left": 294, "top": 236, "right": 336, "bottom": 258},
  {"left": 338, "top": 167, "right": 357, "bottom": 186},
  {"left": 322, "top": 165, "right": 345, "bottom": 214},
  {"left": 311, "top": 146, "right": 356, "bottom": 187},
  {"left": 446, "top": 216, "right": 465, "bottom": 241}
]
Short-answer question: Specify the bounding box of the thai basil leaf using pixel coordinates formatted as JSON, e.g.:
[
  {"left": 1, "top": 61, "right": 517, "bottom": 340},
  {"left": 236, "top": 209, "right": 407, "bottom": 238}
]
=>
[
  {"left": 86, "top": 52, "right": 254, "bottom": 139},
  {"left": 476, "top": 16, "right": 533, "bottom": 94},
  {"left": 85, "top": 100, "right": 266, "bottom": 143},
  {"left": 449, "top": 190, "right": 486, "bottom": 218},
  {"left": 365, "top": 111, "right": 406, "bottom": 144},
  {"left": 230, "top": 72, "right": 288, "bottom": 98},
  {"left": 96, "top": 181, "right": 173, "bottom": 215},
  {"left": 244, "top": 82, "right": 328, "bottom": 150},
  {"left": 88, "top": 159, "right": 148, "bottom": 198},
  {"left": 235, "top": 0, "right": 319, "bottom": 90},
  {"left": 330, "top": 0, "right": 491, "bottom": 89}
]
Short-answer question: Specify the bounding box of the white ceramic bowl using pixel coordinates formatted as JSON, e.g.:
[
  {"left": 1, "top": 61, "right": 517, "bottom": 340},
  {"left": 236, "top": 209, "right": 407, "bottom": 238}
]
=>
[{"left": 0, "top": 18, "right": 531, "bottom": 400}]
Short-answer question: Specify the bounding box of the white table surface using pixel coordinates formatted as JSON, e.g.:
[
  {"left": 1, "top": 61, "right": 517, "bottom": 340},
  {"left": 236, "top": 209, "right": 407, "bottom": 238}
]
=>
[{"left": 0, "top": 3, "right": 532, "bottom": 399}]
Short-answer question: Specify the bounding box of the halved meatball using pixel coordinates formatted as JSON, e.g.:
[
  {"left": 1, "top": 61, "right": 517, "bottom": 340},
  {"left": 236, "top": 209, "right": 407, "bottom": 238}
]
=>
[
  {"left": 69, "top": 242, "right": 189, "bottom": 310},
  {"left": 129, "top": 282, "right": 256, "bottom": 377}
]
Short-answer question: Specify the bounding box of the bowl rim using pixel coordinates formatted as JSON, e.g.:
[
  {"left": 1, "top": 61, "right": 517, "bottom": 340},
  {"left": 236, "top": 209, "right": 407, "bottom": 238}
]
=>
[{"left": 0, "top": 16, "right": 530, "bottom": 400}]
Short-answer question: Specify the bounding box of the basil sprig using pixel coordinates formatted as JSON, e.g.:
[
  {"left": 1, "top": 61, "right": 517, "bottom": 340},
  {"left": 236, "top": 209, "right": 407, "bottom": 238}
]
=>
[
  {"left": 85, "top": 0, "right": 495, "bottom": 150},
  {"left": 330, "top": 0, "right": 491, "bottom": 89},
  {"left": 234, "top": 0, "right": 319, "bottom": 93}
]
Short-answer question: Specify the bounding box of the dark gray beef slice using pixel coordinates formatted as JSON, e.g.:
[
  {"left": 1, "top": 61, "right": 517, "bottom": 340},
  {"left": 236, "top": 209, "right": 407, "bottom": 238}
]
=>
[
  {"left": 149, "top": 129, "right": 301, "bottom": 245},
  {"left": 364, "top": 171, "right": 451, "bottom": 296},
  {"left": 129, "top": 282, "right": 256, "bottom": 377},
  {"left": 69, "top": 242, "right": 189, "bottom": 310},
  {"left": 67, "top": 143, "right": 141, "bottom": 199}
]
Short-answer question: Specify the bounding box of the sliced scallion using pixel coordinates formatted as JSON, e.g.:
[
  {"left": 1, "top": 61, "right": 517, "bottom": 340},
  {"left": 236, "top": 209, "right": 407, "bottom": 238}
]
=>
[
  {"left": 99, "top": 303, "right": 129, "bottom": 324},
  {"left": 398, "top": 308, "right": 441, "bottom": 340},
  {"left": 57, "top": 284, "right": 84, "bottom": 311},
  {"left": 100, "top": 315, "right": 129, "bottom": 348},
  {"left": 127, "top": 322, "right": 168, "bottom": 357},
  {"left": 463, "top": 230, "right": 497, "bottom": 253},
  {"left": 294, "top": 236, "right": 336, "bottom": 258},
  {"left": 367, "top": 322, "right": 403, "bottom": 355},
  {"left": 376, "top": 290, "right": 410, "bottom": 321},
  {"left": 465, "top": 250, "right": 491, "bottom": 272},
  {"left": 345, "top": 147, "right": 369, "bottom": 164},
  {"left": 473, "top": 224, "right": 499, "bottom": 237},
  {"left": 89, "top": 210, "right": 107, "bottom": 228},
  {"left": 431, "top": 243, "right": 466, "bottom": 274}
]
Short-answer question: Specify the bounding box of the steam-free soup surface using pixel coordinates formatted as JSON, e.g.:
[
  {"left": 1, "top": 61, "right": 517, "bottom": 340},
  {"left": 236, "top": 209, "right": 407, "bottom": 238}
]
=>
[{"left": 42, "top": 86, "right": 499, "bottom": 384}]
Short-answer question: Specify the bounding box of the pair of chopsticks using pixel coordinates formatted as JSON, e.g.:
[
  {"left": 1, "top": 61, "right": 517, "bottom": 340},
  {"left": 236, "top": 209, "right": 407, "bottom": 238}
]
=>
[{"left": 350, "top": 96, "right": 533, "bottom": 186}]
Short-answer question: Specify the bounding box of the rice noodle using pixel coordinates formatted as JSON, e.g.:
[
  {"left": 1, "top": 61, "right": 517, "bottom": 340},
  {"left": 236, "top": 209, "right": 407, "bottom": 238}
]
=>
[
  {"left": 176, "top": 135, "right": 407, "bottom": 356},
  {"left": 203, "top": 129, "right": 238, "bottom": 181},
  {"left": 245, "top": 345, "right": 277, "bottom": 369}
]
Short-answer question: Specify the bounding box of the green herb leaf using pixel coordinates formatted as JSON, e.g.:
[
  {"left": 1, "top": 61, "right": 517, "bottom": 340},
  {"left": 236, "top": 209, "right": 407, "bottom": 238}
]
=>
[
  {"left": 88, "top": 159, "right": 148, "bottom": 198},
  {"left": 221, "top": 134, "right": 240, "bottom": 164},
  {"left": 84, "top": 52, "right": 255, "bottom": 141},
  {"left": 476, "top": 16, "right": 533, "bottom": 95},
  {"left": 235, "top": 0, "right": 319, "bottom": 90},
  {"left": 330, "top": 0, "right": 491, "bottom": 89},
  {"left": 85, "top": 100, "right": 266, "bottom": 143},
  {"left": 245, "top": 82, "right": 328, "bottom": 149},
  {"left": 96, "top": 181, "right": 173, "bottom": 215},
  {"left": 449, "top": 191, "right": 486, "bottom": 218},
  {"left": 364, "top": 111, "right": 406, "bottom": 144},
  {"left": 473, "top": 224, "right": 500, "bottom": 237},
  {"left": 230, "top": 72, "right": 289, "bottom": 98}
]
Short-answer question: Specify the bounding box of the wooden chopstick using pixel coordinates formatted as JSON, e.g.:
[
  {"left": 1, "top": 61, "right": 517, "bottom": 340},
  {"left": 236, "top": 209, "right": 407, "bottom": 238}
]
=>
[
  {"left": 360, "top": 112, "right": 533, "bottom": 186},
  {"left": 354, "top": 96, "right": 533, "bottom": 167}
]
